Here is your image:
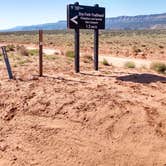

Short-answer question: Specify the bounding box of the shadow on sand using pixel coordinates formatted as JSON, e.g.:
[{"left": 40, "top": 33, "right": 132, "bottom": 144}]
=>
[
  {"left": 13, "top": 73, "right": 166, "bottom": 85},
  {"left": 42, "top": 75, "right": 87, "bottom": 84},
  {"left": 117, "top": 73, "right": 166, "bottom": 84},
  {"left": 80, "top": 72, "right": 116, "bottom": 78},
  {"left": 16, "top": 75, "right": 87, "bottom": 84}
]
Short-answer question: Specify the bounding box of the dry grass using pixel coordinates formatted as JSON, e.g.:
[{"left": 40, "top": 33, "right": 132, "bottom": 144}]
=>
[
  {"left": 0, "top": 53, "right": 3, "bottom": 61},
  {"left": 125, "top": 61, "right": 136, "bottom": 68},
  {"left": 102, "top": 58, "right": 110, "bottom": 66},
  {"left": 65, "top": 50, "right": 74, "bottom": 59},
  {"left": 151, "top": 62, "right": 166, "bottom": 74}
]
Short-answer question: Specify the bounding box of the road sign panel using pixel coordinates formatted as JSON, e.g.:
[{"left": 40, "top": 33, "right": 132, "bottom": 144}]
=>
[{"left": 67, "top": 4, "right": 105, "bottom": 29}]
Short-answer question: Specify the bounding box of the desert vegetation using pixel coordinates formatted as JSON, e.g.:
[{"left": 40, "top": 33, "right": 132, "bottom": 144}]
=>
[
  {"left": 65, "top": 50, "right": 74, "bottom": 59},
  {"left": 151, "top": 62, "right": 166, "bottom": 74},
  {"left": 0, "top": 30, "right": 166, "bottom": 61},
  {"left": 125, "top": 61, "right": 136, "bottom": 68},
  {"left": 102, "top": 58, "right": 110, "bottom": 66},
  {"left": 1, "top": 30, "right": 166, "bottom": 75}
]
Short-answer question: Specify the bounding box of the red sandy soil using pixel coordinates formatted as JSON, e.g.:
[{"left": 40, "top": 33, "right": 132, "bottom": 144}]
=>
[{"left": 0, "top": 54, "right": 166, "bottom": 166}]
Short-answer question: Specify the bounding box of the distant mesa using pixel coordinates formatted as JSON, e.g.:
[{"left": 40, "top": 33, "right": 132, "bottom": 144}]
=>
[{"left": 1, "top": 13, "right": 166, "bottom": 32}]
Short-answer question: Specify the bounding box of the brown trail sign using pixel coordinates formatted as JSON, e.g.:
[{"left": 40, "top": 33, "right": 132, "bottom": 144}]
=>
[{"left": 67, "top": 3, "right": 105, "bottom": 29}]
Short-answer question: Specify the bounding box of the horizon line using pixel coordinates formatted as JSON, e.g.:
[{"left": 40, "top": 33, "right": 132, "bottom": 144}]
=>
[{"left": 1, "top": 11, "right": 166, "bottom": 31}]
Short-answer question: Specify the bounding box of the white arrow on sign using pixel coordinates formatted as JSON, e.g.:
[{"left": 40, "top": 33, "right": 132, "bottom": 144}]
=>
[{"left": 70, "top": 16, "right": 78, "bottom": 25}]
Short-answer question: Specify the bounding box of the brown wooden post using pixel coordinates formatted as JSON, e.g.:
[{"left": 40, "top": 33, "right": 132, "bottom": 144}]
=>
[{"left": 39, "top": 30, "right": 43, "bottom": 77}]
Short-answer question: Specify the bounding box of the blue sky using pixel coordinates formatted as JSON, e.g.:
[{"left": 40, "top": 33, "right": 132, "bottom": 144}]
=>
[{"left": 1, "top": 0, "right": 166, "bottom": 30}]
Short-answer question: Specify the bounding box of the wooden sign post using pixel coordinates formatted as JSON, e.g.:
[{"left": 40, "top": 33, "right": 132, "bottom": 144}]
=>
[
  {"left": 67, "top": 2, "right": 105, "bottom": 72},
  {"left": 94, "top": 29, "right": 99, "bottom": 70},
  {"left": 74, "top": 28, "right": 80, "bottom": 73}
]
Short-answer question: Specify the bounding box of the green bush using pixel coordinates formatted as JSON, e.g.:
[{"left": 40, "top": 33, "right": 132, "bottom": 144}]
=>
[
  {"left": 103, "top": 58, "right": 110, "bottom": 66},
  {"left": 151, "top": 62, "right": 166, "bottom": 74},
  {"left": 125, "top": 61, "right": 136, "bottom": 68},
  {"left": 28, "top": 49, "right": 38, "bottom": 56},
  {"left": 66, "top": 51, "right": 74, "bottom": 58}
]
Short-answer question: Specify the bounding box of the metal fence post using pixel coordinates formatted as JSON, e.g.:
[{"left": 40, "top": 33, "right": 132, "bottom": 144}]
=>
[
  {"left": 94, "top": 29, "right": 99, "bottom": 70},
  {"left": 75, "top": 28, "right": 80, "bottom": 73},
  {"left": 1, "top": 46, "right": 13, "bottom": 79}
]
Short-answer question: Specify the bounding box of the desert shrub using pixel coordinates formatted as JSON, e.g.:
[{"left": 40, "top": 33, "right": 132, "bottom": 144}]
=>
[
  {"left": 44, "top": 54, "right": 57, "bottom": 60},
  {"left": 141, "top": 65, "right": 147, "bottom": 69},
  {"left": 18, "top": 59, "right": 32, "bottom": 66},
  {"left": 66, "top": 43, "right": 72, "bottom": 47},
  {"left": 49, "top": 42, "right": 53, "bottom": 45},
  {"left": 141, "top": 44, "right": 146, "bottom": 47},
  {"left": 15, "top": 55, "right": 21, "bottom": 61},
  {"left": 28, "top": 49, "right": 38, "bottom": 56},
  {"left": 66, "top": 51, "right": 74, "bottom": 58},
  {"left": 125, "top": 61, "right": 136, "bottom": 68},
  {"left": 17, "top": 45, "right": 29, "bottom": 56},
  {"left": 159, "top": 45, "right": 164, "bottom": 49},
  {"left": 151, "top": 62, "right": 166, "bottom": 74},
  {"left": 13, "top": 64, "right": 18, "bottom": 68},
  {"left": 103, "top": 58, "right": 110, "bottom": 66},
  {"left": 0, "top": 53, "right": 2, "bottom": 61},
  {"left": 6, "top": 44, "right": 15, "bottom": 52},
  {"left": 83, "top": 54, "right": 93, "bottom": 63},
  {"left": 132, "top": 46, "right": 142, "bottom": 53}
]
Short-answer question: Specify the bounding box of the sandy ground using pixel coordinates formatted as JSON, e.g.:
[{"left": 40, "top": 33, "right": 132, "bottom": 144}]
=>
[{"left": 0, "top": 51, "right": 166, "bottom": 166}]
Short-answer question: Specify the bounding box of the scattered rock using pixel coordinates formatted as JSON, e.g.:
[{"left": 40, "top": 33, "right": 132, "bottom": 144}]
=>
[{"left": 0, "top": 144, "right": 8, "bottom": 152}]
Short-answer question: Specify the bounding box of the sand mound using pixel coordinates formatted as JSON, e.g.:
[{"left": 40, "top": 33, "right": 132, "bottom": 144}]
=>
[{"left": 0, "top": 55, "right": 166, "bottom": 166}]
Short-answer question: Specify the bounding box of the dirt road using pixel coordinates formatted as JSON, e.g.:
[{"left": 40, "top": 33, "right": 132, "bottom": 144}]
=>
[{"left": 26, "top": 46, "right": 156, "bottom": 69}]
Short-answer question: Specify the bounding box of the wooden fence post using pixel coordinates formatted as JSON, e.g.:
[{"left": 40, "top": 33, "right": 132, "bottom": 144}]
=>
[{"left": 39, "top": 30, "right": 43, "bottom": 77}]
